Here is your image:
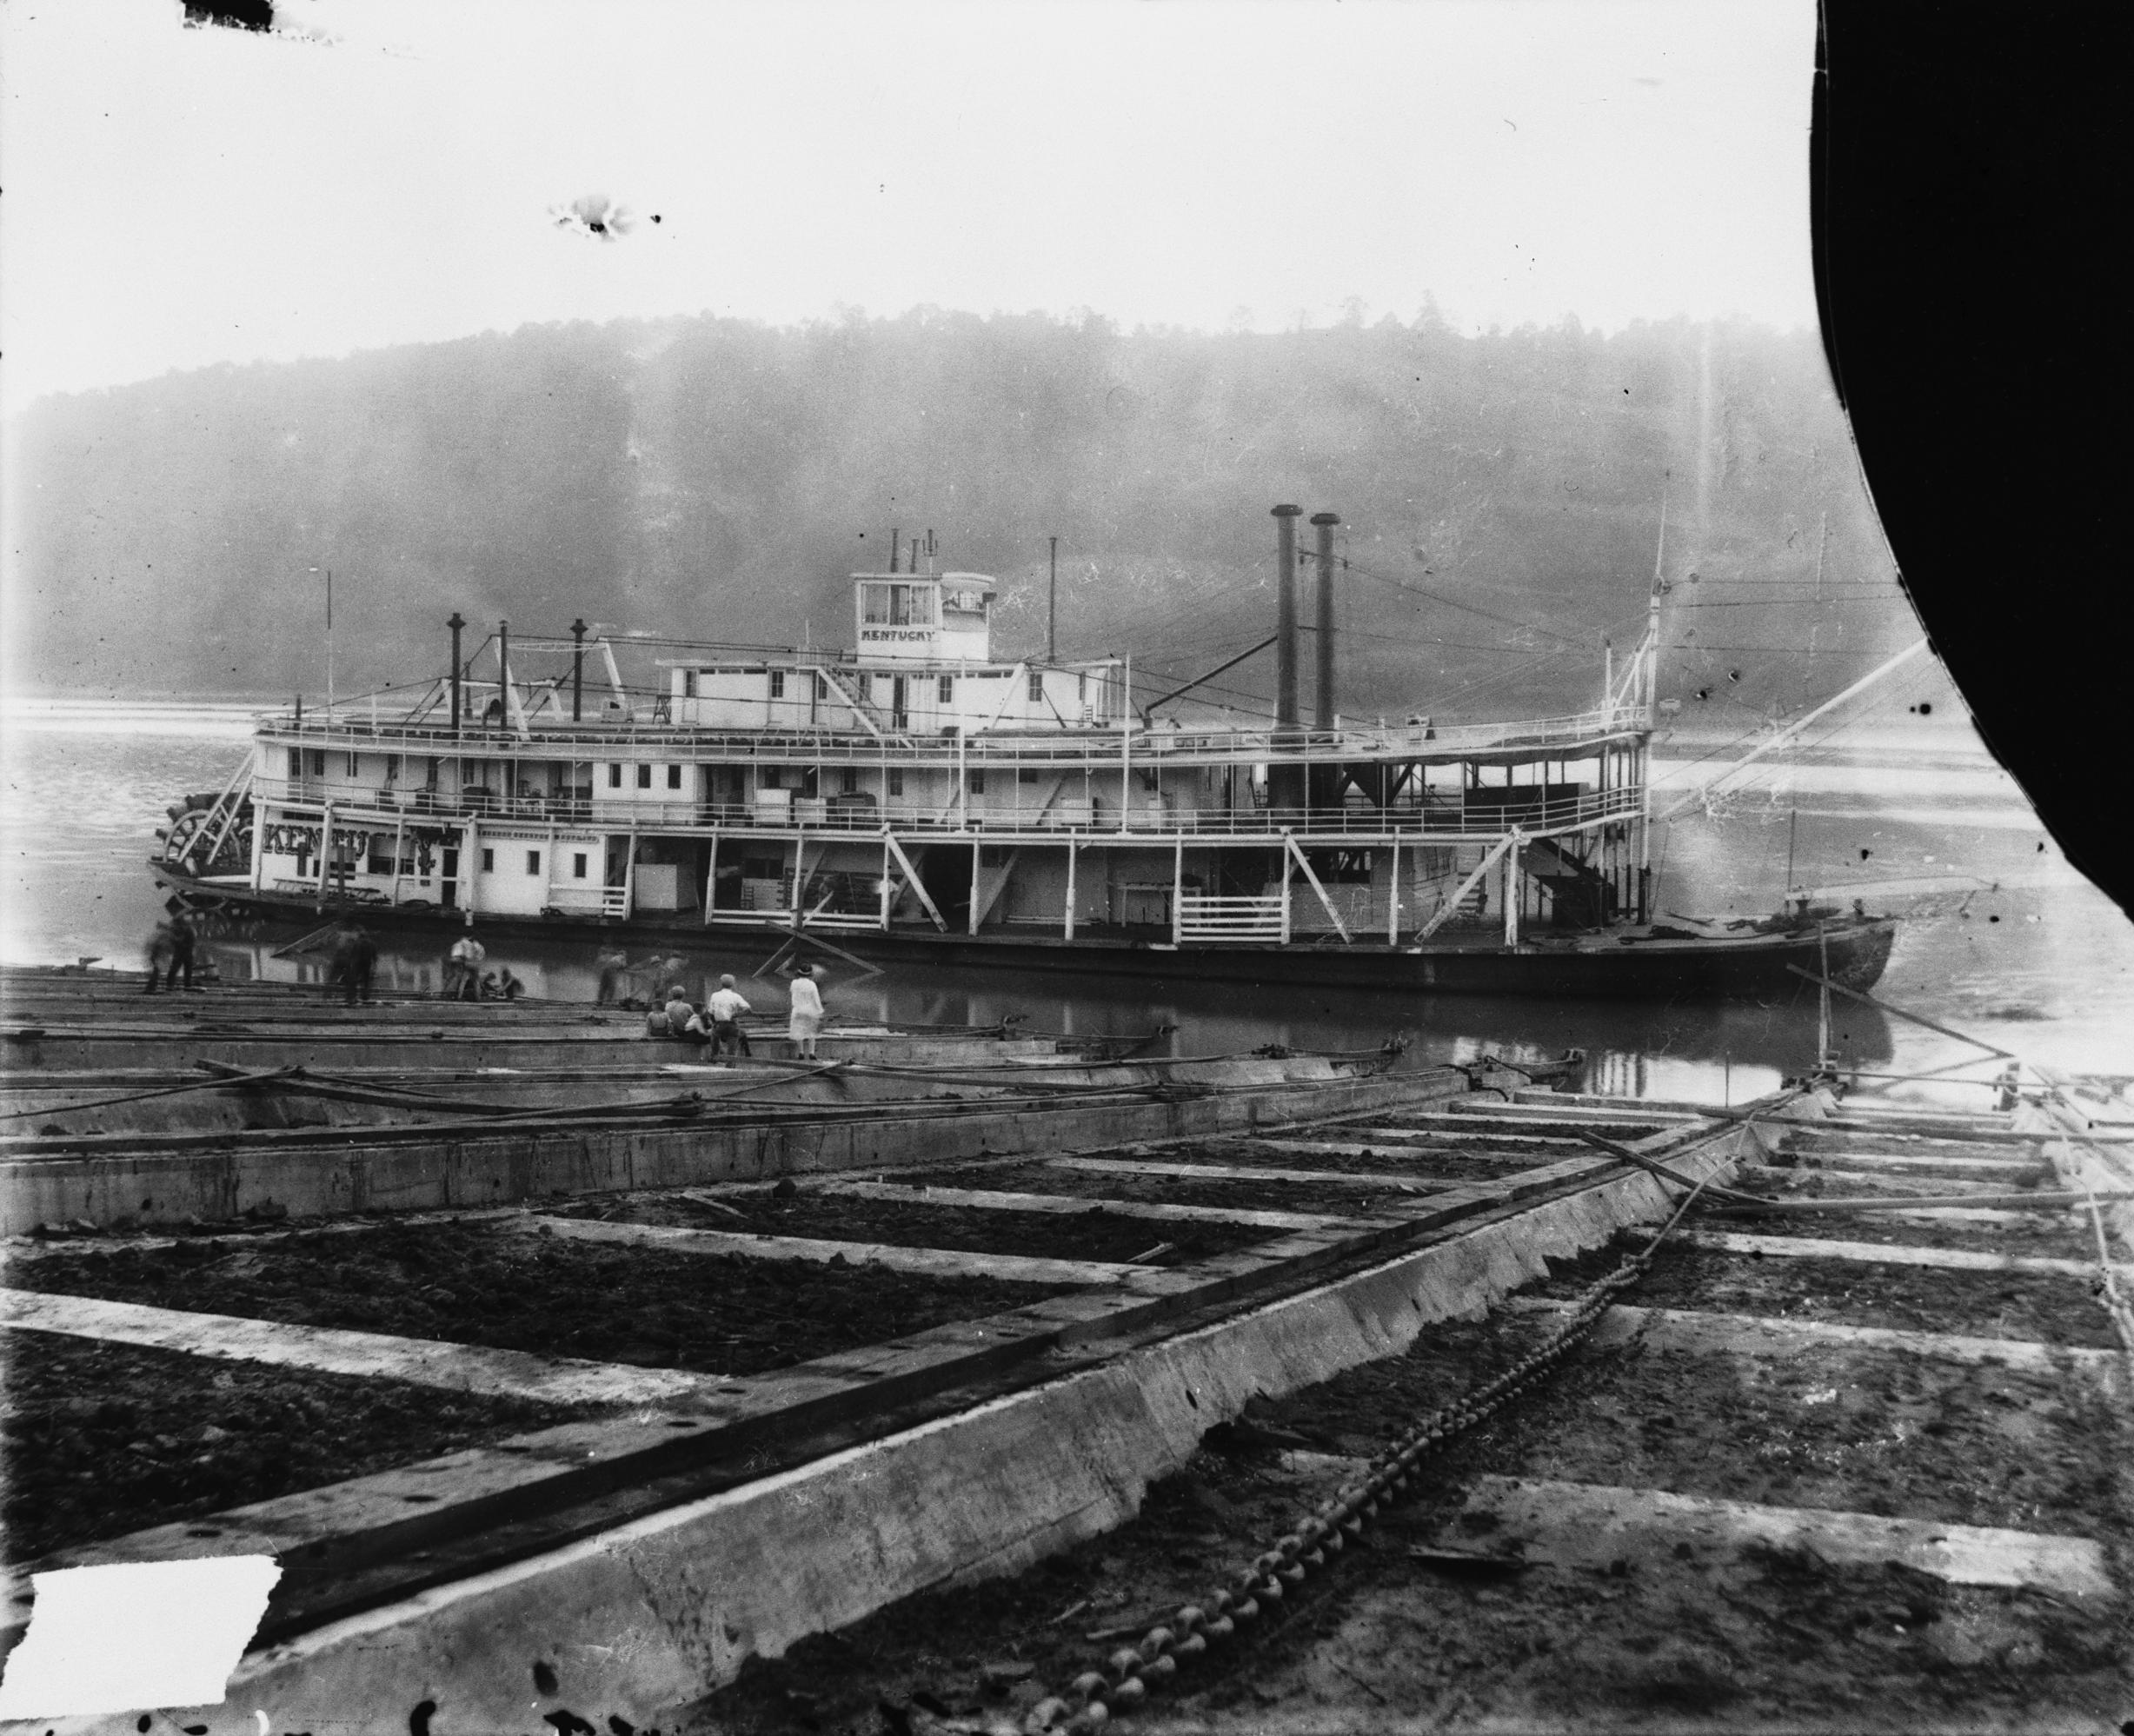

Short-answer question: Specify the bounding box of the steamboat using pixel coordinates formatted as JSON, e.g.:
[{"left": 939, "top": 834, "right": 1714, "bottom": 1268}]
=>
[{"left": 149, "top": 506, "right": 1894, "bottom": 998}]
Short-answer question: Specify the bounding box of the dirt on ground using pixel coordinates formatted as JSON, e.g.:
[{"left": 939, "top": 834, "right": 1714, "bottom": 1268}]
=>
[
  {"left": 13, "top": 1220, "right": 1069, "bottom": 1376},
  {"left": 0, "top": 1333, "right": 582, "bottom": 1562},
  {"left": 1534, "top": 1231, "right": 2123, "bottom": 1350},
  {"left": 548, "top": 1189, "right": 1275, "bottom": 1267},
  {"left": 688, "top": 1234, "right": 2132, "bottom": 1736}
]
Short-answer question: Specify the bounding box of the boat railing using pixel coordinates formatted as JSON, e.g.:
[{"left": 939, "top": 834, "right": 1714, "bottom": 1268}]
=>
[
  {"left": 256, "top": 701, "right": 1652, "bottom": 765},
  {"left": 253, "top": 784, "right": 1642, "bottom": 840}
]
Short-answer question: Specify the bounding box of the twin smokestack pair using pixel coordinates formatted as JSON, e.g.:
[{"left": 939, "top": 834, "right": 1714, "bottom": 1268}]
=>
[{"left": 1272, "top": 503, "right": 1340, "bottom": 734}]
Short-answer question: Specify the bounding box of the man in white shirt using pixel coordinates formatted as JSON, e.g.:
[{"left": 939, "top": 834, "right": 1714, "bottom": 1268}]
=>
[
  {"left": 447, "top": 933, "right": 485, "bottom": 1001},
  {"left": 705, "top": 974, "right": 752, "bottom": 1062}
]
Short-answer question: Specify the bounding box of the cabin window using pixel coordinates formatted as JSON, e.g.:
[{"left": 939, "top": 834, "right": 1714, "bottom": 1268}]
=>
[
  {"left": 1027, "top": 671, "right": 1044, "bottom": 702},
  {"left": 888, "top": 768, "right": 904, "bottom": 797},
  {"left": 481, "top": 848, "right": 495, "bottom": 873},
  {"left": 815, "top": 673, "right": 829, "bottom": 700},
  {"left": 607, "top": 763, "right": 622, "bottom": 788},
  {"left": 384, "top": 755, "right": 402, "bottom": 781},
  {"left": 761, "top": 767, "right": 781, "bottom": 789},
  {"left": 666, "top": 765, "right": 682, "bottom": 790},
  {"left": 768, "top": 670, "right": 786, "bottom": 700},
  {"left": 841, "top": 767, "right": 860, "bottom": 794},
  {"left": 967, "top": 769, "right": 986, "bottom": 795},
  {"left": 1018, "top": 768, "right": 1038, "bottom": 783},
  {"left": 938, "top": 675, "right": 954, "bottom": 703},
  {"left": 861, "top": 582, "right": 933, "bottom": 627},
  {"left": 425, "top": 756, "right": 442, "bottom": 788},
  {"left": 572, "top": 852, "right": 588, "bottom": 879},
  {"left": 636, "top": 764, "right": 652, "bottom": 789},
  {"left": 288, "top": 747, "right": 303, "bottom": 778},
  {"left": 682, "top": 670, "right": 697, "bottom": 699},
  {"left": 310, "top": 750, "right": 327, "bottom": 776},
  {"left": 1078, "top": 674, "right": 1087, "bottom": 702},
  {"left": 346, "top": 752, "right": 360, "bottom": 776},
  {"left": 526, "top": 850, "right": 542, "bottom": 875}
]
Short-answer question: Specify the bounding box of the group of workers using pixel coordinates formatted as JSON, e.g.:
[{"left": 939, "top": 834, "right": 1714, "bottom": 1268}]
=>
[
  {"left": 644, "top": 962, "right": 826, "bottom": 1061},
  {"left": 142, "top": 910, "right": 819, "bottom": 1044},
  {"left": 443, "top": 933, "right": 524, "bottom": 1002}
]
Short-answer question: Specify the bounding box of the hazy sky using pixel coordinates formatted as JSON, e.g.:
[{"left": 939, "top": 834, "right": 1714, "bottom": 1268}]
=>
[{"left": 1, "top": 0, "right": 1818, "bottom": 418}]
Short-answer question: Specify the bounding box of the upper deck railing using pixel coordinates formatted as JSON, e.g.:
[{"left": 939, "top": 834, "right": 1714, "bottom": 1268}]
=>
[
  {"left": 251, "top": 782, "right": 1645, "bottom": 841},
  {"left": 256, "top": 702, "right": 1652, "bottom": 767}
]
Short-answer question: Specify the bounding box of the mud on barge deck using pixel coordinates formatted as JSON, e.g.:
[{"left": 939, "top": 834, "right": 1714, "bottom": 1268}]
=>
[{"left": 3, "top": 1067, "right": 2127, "bottom": 1733}]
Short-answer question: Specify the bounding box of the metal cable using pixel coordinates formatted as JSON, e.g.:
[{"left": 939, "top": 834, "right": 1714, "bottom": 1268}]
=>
[{"left": 1028, "top": 1163, "right": 1721, "bottom": 1730}]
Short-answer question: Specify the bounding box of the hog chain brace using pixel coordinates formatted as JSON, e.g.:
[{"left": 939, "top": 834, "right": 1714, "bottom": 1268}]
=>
[{"left": 1015, "top": 1167, "right": 1719, "bottom": 1733}]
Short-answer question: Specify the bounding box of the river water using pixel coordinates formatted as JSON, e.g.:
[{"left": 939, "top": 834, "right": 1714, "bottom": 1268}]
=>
[{"left": 3, "top": 697, "right": 2129, "bottom": 1111}]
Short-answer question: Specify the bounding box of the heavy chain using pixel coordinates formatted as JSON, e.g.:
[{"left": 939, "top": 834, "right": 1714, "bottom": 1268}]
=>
[{"left": 1020, "top": 1170, "right": 1716, "bottom": 1733}]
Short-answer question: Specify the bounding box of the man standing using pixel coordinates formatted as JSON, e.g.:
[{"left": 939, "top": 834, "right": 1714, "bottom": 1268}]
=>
[
  {"left": 705, "top": 973, "right": 752, "bottom": 1063},
  {"left": 447, "top": 932, "right": 485, "bottom": 1001},
  {"left": 331, "top": 921, "right": 377, "bottom": 1005},
  {"left": 163, "top": 912, "right": 198, "bottom": 993}
]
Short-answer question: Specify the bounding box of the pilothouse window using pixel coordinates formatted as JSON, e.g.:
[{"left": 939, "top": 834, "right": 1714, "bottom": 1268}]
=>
[{"left": 861, "top": 582, "right": 934, "bottom": 627}]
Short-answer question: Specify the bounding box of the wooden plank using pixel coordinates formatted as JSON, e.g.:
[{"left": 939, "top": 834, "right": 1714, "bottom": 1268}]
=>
[
  {"left": 1792, "top": 1150, "right": 2051, "bottom": 1182},
  {"left": 1334, "top": 1125, "right": 1573, "bottom": 1147},
  {"left": 521, "top": 1214, "right": 1154, "bottom": 1288},
  {"left": 0, "top": 1287, "right": 716, "bottom": 1407},
  {"left": 809, "top": 1179, "right": 1353, "bottom": 1232},
  {"left": 1505, "top": 1299, "right": 2124, "bottom": 1380},
  {"left": 1040, "top": 1155, "right": 1440, "bottom": 1191},
  {"left": 1668, "top": 1227, "right": 2132, "bottom": 1280},
  {"left": 1450, "top": 1475, "right": 2114, "bottom": 1599}
]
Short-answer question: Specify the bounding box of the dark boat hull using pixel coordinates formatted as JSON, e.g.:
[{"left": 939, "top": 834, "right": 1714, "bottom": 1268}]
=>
[{"left": 154, "top": 863, "right": 1896, "bottom": 1001}]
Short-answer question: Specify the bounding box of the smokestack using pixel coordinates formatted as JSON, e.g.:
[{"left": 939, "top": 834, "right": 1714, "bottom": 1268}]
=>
[
  {"left": 570, "top": 618, "right": 588, "bottom": 722},
  {"left": 890, "top": 528, "right": 901, "bottom": 575},
  {"left": 447, "top": 612, "right": 465, "bottom": 740},
  {"left": 1273, "top": 505, "right": 1302, "bottom": 729},
  {"left": 1311, "top": 512, "right": 1340, "bottom": 730}
]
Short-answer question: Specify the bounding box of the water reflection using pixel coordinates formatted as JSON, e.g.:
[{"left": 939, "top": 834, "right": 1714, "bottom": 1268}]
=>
[{"left": 189, "top": 910, "right": 1891, "bottom": 1111}]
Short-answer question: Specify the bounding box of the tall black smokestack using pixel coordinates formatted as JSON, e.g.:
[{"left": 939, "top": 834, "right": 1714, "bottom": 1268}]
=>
[
  {"left": 1311, "top": 511, "right": 1340, "bottom": 730},
  {"left": 1273, "top": 504, "right": 1302, "bottom": 729}
]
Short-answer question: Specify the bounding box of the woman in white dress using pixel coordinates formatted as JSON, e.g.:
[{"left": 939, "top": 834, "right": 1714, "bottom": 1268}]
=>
[{"left": 788, "top": 963, "right": 825, "bottom": 1059}]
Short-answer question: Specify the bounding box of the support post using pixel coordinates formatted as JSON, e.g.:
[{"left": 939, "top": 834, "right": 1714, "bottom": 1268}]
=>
[
  {"left": 1120, "top": 660, "right": 1133, "bottom": 829},
  {"left": 463, "top": 815, "right": 481, "bottom": 919},
  {"left": 878, "top": 838, "right": 891, "bottom": 930},
  {"left": 315, "top": 801, "right": 335, "bottom": 912},
  {"left": 1285, "top": 833, "right": 1352, "bottom": 943},
  {"left": 1065, "top": 841, "right": 1078, "bottom": 941},
  {"left": 1172, "top": 835, "right": 1185, "bottom": 946},
  {"left": 704, "top": 834, "right": 720, "bottom": 926},
  {"left": 883, "top": 832, "right": 947, "bottom": 931},
  {"left": 967, "top": 841, "right": 982, "bottom": 935},
  {"left": 1387, "top": 837, "right": 1399, "bottom": 943},
  {"left": 792, "top": 836, "right": 808, "bottom": 930},
  {"left": 389, "top": 810, "right": 407, "bottom": 907},
  {"left": 1280, "top": 836, "right": 1294, "bottom": 944},
  {"left": 1504, "top": 830, "right": 1522, "bottom": 946},
  {"left": 1413, "top": 835, "right": 1513, "bottom": 944}
]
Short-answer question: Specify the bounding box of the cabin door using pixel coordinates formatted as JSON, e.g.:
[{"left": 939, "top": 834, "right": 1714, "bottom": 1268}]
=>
[
  {"left": 891, "top": 675, "right": 908, "bottom": 731},
  {"left": 440, "top": 847, "right": 459, "bottom": 909}
]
